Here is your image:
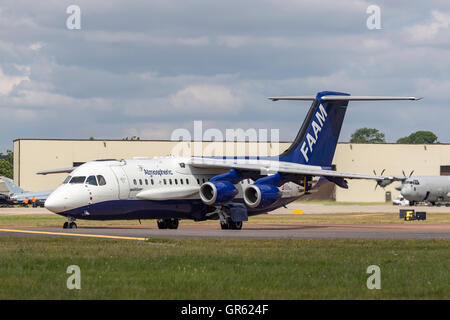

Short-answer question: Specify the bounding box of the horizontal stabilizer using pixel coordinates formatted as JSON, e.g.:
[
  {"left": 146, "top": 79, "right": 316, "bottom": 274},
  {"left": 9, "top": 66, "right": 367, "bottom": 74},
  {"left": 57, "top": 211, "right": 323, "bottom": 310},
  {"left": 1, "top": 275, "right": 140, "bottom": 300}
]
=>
[{"left": 268, "top": 96, "right": 422, "bottom": 101}]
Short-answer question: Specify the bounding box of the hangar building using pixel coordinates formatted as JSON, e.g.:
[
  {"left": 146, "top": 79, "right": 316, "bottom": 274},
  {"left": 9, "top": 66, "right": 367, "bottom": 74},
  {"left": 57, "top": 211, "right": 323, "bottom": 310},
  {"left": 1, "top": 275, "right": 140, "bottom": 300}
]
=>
[{"left": 9, "top": 139, "right": 450, "bottom": 202}]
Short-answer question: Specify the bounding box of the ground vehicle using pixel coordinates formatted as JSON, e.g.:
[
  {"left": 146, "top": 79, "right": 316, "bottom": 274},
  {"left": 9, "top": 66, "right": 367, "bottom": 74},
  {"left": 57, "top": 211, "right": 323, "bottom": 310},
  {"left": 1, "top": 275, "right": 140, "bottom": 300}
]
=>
[{"left": 393, "top": 195, "right": 409, "bottom": 206}]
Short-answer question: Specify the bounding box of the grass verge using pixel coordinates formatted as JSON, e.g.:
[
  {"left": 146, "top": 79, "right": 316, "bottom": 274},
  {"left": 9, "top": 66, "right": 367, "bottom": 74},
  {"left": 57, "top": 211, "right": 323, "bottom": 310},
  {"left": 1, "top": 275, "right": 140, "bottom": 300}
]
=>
[{"left": 0, "top": 237, "right": 448, "bottom": 299}]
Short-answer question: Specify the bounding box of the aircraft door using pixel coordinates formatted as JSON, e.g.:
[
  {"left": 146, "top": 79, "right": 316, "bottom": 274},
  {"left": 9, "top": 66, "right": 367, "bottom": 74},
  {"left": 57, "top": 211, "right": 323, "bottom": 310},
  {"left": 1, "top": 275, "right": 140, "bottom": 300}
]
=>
[{"left": 110, "top": 166, "right": 130, "bottom": 200}]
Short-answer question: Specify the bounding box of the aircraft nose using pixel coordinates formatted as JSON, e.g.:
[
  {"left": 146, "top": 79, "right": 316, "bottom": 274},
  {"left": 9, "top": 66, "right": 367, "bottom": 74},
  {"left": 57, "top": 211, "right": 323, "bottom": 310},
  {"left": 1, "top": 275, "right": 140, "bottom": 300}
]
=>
[{"left": 44, "top": 193, "right": 66, "bottom": 213}]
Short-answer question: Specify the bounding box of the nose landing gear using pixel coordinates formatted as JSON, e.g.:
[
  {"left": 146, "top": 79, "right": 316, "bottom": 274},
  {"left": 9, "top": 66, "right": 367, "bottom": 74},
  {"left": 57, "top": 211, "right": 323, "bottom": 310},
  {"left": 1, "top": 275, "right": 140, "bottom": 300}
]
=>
[{"left": 63, "top": 217, "right": 77, "bottom": 229}]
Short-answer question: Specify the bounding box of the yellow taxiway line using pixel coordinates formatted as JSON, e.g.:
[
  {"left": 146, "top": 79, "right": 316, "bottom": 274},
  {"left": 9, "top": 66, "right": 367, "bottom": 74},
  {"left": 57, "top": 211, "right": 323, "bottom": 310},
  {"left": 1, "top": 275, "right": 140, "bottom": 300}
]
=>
[{"left": 0, "top": 228, "right": 148, "bottom": 241}]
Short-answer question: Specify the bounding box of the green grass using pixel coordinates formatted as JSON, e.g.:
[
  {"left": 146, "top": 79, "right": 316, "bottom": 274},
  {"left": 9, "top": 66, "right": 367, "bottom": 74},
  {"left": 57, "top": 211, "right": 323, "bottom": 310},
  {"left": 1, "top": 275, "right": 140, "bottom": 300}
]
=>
[{"left": 0, "top": 237, "right": 448, "bottom": 299}]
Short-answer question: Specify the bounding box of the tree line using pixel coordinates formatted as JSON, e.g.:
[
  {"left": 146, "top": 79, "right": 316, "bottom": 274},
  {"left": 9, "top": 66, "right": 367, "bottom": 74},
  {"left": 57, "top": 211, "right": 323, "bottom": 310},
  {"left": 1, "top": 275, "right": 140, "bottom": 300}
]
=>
[
  {"left": 0, "top": 150, "right": 13, "bottom": 179},
  {"left": 350, "top": 128, "right": 438, "bottom": 144}
]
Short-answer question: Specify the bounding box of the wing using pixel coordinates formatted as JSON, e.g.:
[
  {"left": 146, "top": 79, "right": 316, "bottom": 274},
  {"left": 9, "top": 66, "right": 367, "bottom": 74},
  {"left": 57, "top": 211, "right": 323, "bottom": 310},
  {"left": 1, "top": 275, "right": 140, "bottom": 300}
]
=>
[
  {"left": 188, "top": 157, "right": 395, "bottom": 188},
  {"left": 36, "top": 167, "right": 76, "bottom": 175}
]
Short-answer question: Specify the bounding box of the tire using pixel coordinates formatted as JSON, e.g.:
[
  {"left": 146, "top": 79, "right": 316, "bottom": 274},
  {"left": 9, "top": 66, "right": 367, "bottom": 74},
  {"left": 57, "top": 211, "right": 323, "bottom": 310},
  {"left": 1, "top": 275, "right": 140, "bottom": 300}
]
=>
[
  {"left": 69, "top": 222, "right": 77, "bottom": 229},
  {"left": 224, "top": 220, "right": 243, "bottom": 230},
  {"left": 168, "top": 219, "right": 179, "bottom": 229},
  {"left": 220, "top": 222, "right": 229, "bottom": 230},
  {"left": 63, "top": 222, "right": 69, "bottom": 229},
  {"left": 157, "top": 219, "right": 168, "bottom": 229},
  {"left": 231, "top": 221, "right": 243, "bottom": 230}
]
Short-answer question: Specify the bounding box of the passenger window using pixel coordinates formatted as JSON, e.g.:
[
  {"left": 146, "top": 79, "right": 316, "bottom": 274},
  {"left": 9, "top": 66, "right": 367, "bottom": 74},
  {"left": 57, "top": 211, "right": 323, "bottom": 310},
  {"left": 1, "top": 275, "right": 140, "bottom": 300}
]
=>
[
  {"left": 197, "top": 179, "right": 200, "bottom": 184},
  {"left": 86, "top": 175, "right": 98, "bottom": 186},
  {"left": 163, "top": 179, "right": 167, "bottom": 185},
  {"left": 133, "top": 179, "right": 137, "bottom": 185},
  {"left": 186, "top": 179, "right": 189, "bottom": 185},
  {"left": 145, "top": 179, "right": 148, "bottom": 185},
  {"left": 69, "top": 176, "right": 86, "bottom": 184},
  {"left": 151, "top": 179, "right": 154, "bottom": 185},
  {"left": 169, "top": 179, "right": 172, "bottom": 185},
  {"left": 97, "top": 175, "right": 106, "bottom": 186},
  {"left": 175, "top": 179, "right": 178, "bottom": 185},
  {"left": 139, "top": 179, "right": 143, "bottom": 185},
  {"left": 180, "top": 179, "right": 184, "bottom": 185}
]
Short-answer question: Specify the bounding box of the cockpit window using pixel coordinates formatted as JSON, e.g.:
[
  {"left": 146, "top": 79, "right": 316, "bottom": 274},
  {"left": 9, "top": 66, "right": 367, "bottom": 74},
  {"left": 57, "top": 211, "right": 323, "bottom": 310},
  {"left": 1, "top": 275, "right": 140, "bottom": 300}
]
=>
[
  {"left": 86, "top": 175, "right": 98, "bottom": 186},
  {"left": 97, "top": 175, "right": 106, "bottom": 186},
  {"left": 63, "top": 175, "right": 72, "bottom": 184},
  {"left": 69, "top": 176, "right": 86, "bottom": 184}
]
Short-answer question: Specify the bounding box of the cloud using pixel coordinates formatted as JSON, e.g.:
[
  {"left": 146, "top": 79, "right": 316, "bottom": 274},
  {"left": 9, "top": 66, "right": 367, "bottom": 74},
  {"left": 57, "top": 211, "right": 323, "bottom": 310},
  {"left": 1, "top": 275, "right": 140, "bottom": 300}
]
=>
[
  {"left": 405, "top": 10, "right": 450, "bottom": 43},
  {"left": 170, "top": 85, "right": 242, "bottom": 112},
  {"left": 0, "top": 0, "right": 449, "bottom": 152},
  {"left": 0, "top": 66, "right": 29, "bottom": 96}
]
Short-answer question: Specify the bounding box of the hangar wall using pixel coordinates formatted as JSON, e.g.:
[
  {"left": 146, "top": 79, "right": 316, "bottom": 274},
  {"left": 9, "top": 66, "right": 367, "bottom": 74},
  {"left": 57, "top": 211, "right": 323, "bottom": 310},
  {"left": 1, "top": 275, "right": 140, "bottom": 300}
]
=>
[{"left": 13, "top": 139, "right": 450, "bottom": 202}]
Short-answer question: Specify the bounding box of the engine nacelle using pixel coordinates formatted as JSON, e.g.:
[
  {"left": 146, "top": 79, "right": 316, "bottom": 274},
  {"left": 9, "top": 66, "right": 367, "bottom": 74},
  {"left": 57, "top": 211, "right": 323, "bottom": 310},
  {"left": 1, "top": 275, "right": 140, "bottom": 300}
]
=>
[
  {"left": 244, "top": 184, "right": 281, "bottom": 209},
  {"left": 199, "top": 181, "right": 238, "bottom": 205}
]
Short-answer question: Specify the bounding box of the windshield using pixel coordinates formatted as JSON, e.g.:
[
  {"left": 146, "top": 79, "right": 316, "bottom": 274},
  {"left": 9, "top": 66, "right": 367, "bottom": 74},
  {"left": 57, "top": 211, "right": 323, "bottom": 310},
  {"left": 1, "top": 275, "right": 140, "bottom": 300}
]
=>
[
  {"left": 63, "top": 175, "right": 72, "bottom": 184},
  {"left": 69, "top": 176, "right": 86, "bottom": 184}
]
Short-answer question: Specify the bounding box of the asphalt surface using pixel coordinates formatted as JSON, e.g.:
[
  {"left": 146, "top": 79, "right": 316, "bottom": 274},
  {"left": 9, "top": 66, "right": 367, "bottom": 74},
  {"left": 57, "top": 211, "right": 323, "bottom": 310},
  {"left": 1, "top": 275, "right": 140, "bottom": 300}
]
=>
[
  {"left": 0, "top": 204, "right": 449, "bottom": 240},
  {"left": 0, "top": 224, "right": 449, "bottom": 240}
]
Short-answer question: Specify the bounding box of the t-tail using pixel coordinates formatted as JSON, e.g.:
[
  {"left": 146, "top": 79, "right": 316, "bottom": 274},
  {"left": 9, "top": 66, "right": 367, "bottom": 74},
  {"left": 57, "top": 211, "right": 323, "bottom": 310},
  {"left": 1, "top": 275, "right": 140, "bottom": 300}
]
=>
[{"left": 268, "top": 91, "right": 422, "bottom": 167}]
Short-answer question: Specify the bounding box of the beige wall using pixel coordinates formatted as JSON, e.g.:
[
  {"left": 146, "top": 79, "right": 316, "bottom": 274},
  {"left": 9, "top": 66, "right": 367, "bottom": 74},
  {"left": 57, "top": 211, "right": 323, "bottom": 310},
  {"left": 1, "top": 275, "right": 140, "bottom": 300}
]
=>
[
  {"left": 13, "top": 139, "right": 450, "bottom": 202},
  {"left": 334, "top": 143, "right": 450, "bottom": 202}
]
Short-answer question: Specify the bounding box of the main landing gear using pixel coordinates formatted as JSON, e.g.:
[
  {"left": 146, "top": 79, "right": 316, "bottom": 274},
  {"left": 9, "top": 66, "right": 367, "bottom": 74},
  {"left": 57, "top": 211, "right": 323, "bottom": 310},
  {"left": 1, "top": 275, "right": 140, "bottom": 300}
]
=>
[
  {"left": 157, "top": 218, "right": 179, "bottom": 229},
  {"left": 63, "top": 217, "right": 77, "bottom": 229},
  {"left": 220, "top": 219, "right": 243, "bottom": 230}
]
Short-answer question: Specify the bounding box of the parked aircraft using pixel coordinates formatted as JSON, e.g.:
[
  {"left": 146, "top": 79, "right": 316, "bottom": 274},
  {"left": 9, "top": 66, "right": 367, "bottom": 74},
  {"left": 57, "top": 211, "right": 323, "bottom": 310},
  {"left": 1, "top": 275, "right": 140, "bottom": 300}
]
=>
[
  {"left": 0, "top": 193, "right": 12, "bottom": 207},
  {"left": 395, "top": 175, "right": 450, "bottom": 206},
  {"left": 1, "top": 177, "right": 53, "bottom": 206},
  {"left": 40, "top": 91, "right": 420, "bottom": 229}
]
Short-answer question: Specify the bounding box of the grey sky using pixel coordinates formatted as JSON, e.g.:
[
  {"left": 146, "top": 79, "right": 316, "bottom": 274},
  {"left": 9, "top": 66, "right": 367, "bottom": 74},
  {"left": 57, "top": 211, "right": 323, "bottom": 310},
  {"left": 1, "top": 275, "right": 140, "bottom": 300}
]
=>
[{"left": 0, "top": 0, "right": 449, "bottom": 152}]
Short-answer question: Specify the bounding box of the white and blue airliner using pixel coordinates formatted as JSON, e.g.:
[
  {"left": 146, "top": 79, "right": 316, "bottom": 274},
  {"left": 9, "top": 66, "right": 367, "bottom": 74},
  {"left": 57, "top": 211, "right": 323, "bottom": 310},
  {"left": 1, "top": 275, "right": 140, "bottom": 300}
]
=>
[{"left": 41, "top": 91, "right": 420, "bottom": 230}]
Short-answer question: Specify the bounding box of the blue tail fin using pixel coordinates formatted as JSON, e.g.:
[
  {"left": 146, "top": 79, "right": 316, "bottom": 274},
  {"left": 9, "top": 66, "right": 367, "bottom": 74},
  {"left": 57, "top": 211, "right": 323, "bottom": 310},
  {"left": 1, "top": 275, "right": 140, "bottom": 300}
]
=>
[
  {"left": 1, "top": 177, "right": 26, "bottom": 195},
  {"left": 279, "top": 91, "right": 350, "bottom": 167}
]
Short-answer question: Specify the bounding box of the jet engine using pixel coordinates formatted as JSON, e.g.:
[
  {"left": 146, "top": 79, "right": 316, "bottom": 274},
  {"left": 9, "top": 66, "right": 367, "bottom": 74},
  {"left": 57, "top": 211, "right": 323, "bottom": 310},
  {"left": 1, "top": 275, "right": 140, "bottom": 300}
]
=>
[
  {"left": 243, "top": 184, "right": 281, "bottom": 209},
  {"left": 199, "top": 181, "right": 238, "bottom": 205}
]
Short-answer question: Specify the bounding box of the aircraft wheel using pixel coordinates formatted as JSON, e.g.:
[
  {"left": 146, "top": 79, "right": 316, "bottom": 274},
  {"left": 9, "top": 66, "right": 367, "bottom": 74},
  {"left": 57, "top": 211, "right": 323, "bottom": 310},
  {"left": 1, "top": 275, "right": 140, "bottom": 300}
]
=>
[
  {"left": 69, "top": 222, "right": 77, "bottom": 229},
  {"left": 63, "top": 222, "right": 69, "bottom": 229},
  {"left": 166, "top": 219, "right": 179, "bottom": 229},
  {"left": 157, "top": 219, "right": 168, "bottom": 229},
  {"left": 222, "top": 220, "right": 242, "bottom": 230},
  {"left": 231, "top": 221, "right": 243, "bottom": 230}
]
